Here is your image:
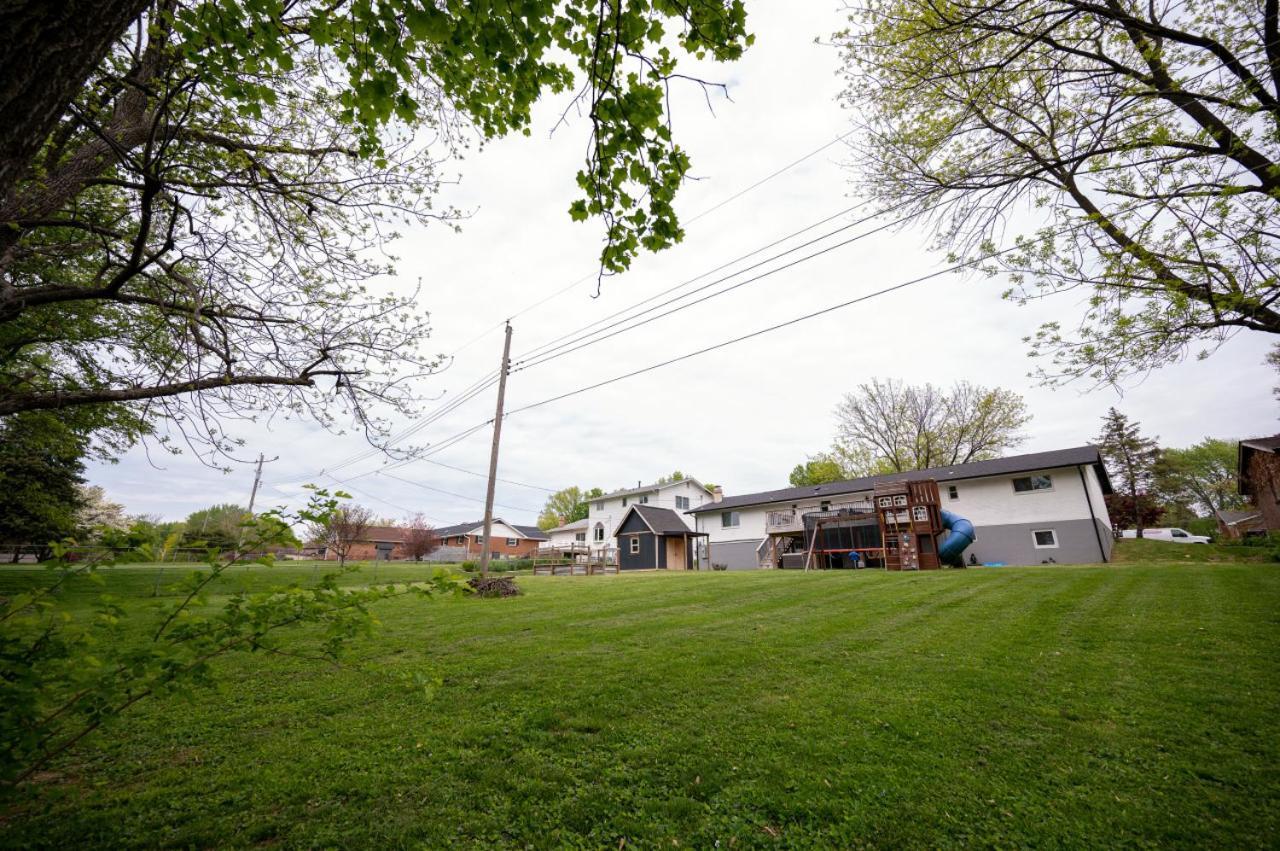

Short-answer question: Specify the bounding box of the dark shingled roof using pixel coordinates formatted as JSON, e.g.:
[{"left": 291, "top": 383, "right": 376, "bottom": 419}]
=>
[
  {"left": 431, "top": 519, "right": 548, "bottom": 540},
  {"left": 1241, "top": 435, "right": 1280, "bottom": 452},
  {"left": 621, "top": 504, "right": 700, "bottom": 536},
  {"left": 689, "top": 446, "right": 1111, "bottom": 514}
]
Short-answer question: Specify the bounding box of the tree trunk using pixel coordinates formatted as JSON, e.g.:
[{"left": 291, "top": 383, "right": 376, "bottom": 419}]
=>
[{"left": 0, "top": 0, "right": 150, "bottom": 203}]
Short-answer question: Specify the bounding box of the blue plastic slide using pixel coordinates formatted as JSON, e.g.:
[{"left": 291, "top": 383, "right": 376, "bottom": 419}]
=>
[{"left": 938, "top": 509, "right": 976, "bottom": 567}]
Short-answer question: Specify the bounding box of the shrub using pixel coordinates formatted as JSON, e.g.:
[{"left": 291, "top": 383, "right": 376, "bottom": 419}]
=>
[{"left": 460, "top": 560, "right": 477, "bottom": 571}]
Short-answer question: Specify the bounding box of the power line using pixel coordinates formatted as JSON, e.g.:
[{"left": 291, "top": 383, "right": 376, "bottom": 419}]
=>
[
  {"left": 415, "top": 456, "right": 559, "bottom": 492},
  {"left": 682, "top": 128, "right": 855, "bottom": 226},
  {"left": 376, "top": 469, "right": 539, "bottom": 514},
  {"left": 512, "top": 198, "right": 876, "bottom": 365},
  {"left": 502, "top": 246, "right": 1030, "bottom": 418},
  {"left": 513, "top": 204, "right": 907, "bottom": 373}
]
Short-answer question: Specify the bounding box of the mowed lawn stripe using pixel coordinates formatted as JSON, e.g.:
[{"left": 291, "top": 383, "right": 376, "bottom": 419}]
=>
[{"left": 1, "top": 563, "right": 1276, "bottom": 848}]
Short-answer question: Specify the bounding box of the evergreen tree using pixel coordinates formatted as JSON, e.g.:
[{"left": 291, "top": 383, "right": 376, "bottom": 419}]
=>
[
  {"left": 0, "top": 412, "right": 88, "bottom": 560},
  {"left": 1095, "top": 408, "right": 1161, "bottom": 538}
]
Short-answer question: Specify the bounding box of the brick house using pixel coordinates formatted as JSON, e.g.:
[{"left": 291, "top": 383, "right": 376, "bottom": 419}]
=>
[
  {"left": 315, "top": 524, "right": 408, "bottom": 561},
  {"left": 1237, "top": 435, "right": 1280, "bottom": 533},
  {"left": 433, "top": 519, "right": 548, "bottom": 560}
]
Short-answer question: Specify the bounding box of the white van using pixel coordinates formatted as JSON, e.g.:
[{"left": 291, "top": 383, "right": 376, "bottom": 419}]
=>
[{"left": 1120, "top": 527, "right": 1211, "bottom": 544}]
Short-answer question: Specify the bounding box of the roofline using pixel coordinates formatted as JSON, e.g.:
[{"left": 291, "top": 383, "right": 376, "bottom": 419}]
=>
[
  {"left": 599, "top": 476, "right": 713, "bottom": 500},
  {"left": 689, "top": 448, "right": 1108, "bottom": 514},
  {"left": 611, "top": 504, "right": 656, "bottom": 538}
]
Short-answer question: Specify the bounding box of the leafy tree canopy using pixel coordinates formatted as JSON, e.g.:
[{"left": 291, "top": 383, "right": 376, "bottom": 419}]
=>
[
  {"left": 0, "top": 412, "right": 89, "bottom": 559},
  {"left": 0, "top": 0, "right": 751, "bottom": 462},
  {"left": 834, "top": 379, "right": 1031, "bottom": 473},
  {"left": 538, "top": 486, "right": 591, "bottom": 530},
  {"left": 840, "top": 0, "right": 1280, "bottom": 386},
  {"left": 1156, "top": 438, "right": 1247, "bottom": 518}
]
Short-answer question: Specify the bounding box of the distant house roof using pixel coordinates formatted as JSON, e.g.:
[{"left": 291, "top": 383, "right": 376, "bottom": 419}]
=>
[
  {"left": 689, "top": 446, "right": 1111, "bottom": 514},
  {"left": 363, "top": 525, "right": 406, "bottom": 543},
  {"left": 599, "top": 476, "right": 713, "bottom": 501},
  {"left": 1216, "top": 508, "right": 1261, "bottom": 526},
  {"left": 1238, "top": 435, "right": 1280, "bottom": 496},
  {"left": 432, "top": 519, "right": 548, "bottom": 540},
  {"left": 548, "top": 518, "right": 589, "bottom": 533},
  {"left": 612, "top": 504, "right": 703, "bottom": 537}
]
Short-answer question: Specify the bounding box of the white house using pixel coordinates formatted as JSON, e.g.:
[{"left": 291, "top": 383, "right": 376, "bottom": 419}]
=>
[
  {"left": 687, "top": 446, "right": 1113, "bottom": 569},
  {"left": 586, "top": 477, "right": 716, "bottom": 555},
  {"left": 545, "top": 518, "right": 589, "bottom": 550}
]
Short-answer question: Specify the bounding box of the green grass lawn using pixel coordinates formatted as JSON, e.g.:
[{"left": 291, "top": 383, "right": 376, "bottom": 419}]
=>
[{"left": 2, "top": 549, "right": 1278, "bottom": 848}]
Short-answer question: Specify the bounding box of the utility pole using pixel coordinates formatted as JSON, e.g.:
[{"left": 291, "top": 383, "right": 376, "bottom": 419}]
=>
[
  {"left": 478, "top": 322, "right": 513, "bottom": 578},
  {"left": 239, "top": 452, "right": 276, "bottom": 554},
  {"left": 247, "top": 452, "right": 266, "bottom": 516}
]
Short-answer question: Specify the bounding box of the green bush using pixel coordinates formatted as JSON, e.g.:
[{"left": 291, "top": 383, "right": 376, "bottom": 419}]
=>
[{"left": 460, "top": 560, "right": 477, "bottom": 571}]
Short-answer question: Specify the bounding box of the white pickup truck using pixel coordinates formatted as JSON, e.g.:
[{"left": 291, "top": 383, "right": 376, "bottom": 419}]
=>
[{"left": 1120, "top": 527, "right": 1212, "bottom": 544}]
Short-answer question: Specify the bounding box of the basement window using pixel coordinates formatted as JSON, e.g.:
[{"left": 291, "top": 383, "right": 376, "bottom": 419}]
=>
[
  {"left": 1032, "top": 529, "right": 1059, "bottom": 548},
  {"left": 629, "top": 536, "right": 640, "bottom": 554},
  {"left": 1013, "top": 475, "right": 1054, "bottom": 493}
]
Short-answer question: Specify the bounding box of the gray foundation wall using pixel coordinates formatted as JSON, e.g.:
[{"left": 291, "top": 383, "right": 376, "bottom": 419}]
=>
[
  {"left": 966, "top": 519, "right": 1110, "bottom": 566},
  {"left": 706, "top": 539, "right": 761, "bottom": 570}
]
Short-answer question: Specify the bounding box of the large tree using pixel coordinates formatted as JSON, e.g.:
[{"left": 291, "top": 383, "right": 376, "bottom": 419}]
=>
[
  {"left": 538, "top": 486, "right": 590, "bottom": 530},
  {"left": 183, "top": 503, "right": 249, "bottom": 551},
  {"left": 0, "top": 1, "right": 751, "bottom": 460},
  {"left": 1156, "top": 438, "right": 1247, "bottom": 518},
  {"left": 841, "top": 0, "right": 1280, "bottom": 386},
  {"left": 834, "top": 379, "right": 1031, "bottom": 472},
  {"left": 1095, "top": 407, "right": 1161, "bottom": 537},
  {"left": 0, "top": 412, "right": 89, "bottom": 560}
]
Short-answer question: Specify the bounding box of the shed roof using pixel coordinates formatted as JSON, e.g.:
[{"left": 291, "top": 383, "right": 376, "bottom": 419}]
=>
[
  {"left": 1215, "top": 508, "right": 1261, "bottom": 526},
  {"left": 613, "top": 504, "right": 702, "bottom": 537},
  {"left": 690, "top": 446, "right": 1110, "bottom": 514}
]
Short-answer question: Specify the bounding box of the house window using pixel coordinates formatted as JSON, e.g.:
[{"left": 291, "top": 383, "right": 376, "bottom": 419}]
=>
[
  {"left": 1013, "top": 475, "right": 1053, "bottom": 493},
  {"left": 622, "top": 497, "right": 628, "bottom": 507},
  {"left": 721, "top": 511, "right": 740, "bottom": 528},
  {"left": 948, "top": 485, "right": 958, "bottom": 500},
  {"left": 675, "top": 496, "right": 690, "bottom": 510},
  {"left": 629, "top": 536, "right": 640, "bottom": 554},
  {"left": 821, "top": 501, "right": 830, "bottom": 511},
  {"left": 455, "top": 536, "right": 465, "bottom": 545},
  {"left": 595, "top": 501, "right": 604, "bottom": 511},
  {"left": 912, "top": 505, "right": 928, "bottom": 522},
  {"left": 640, "top": 495, "right": 649, "bottom": 504},
  {"left": 506, "top": 538, "right": 517, "bottom": 547},
  {"left": 594, "top": 523, "right": 605, "bottom": 542},
  {"left": 1032, "top": 529, "right": 1058, "bottom": 548},
  {"left": 575, "top": 532, "right": 586, "bottom": 542}
]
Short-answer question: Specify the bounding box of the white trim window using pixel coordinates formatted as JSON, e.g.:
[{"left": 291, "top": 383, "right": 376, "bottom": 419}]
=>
[
  {"left": 593, "top": 523, "right": 605, "bottom": 542},
  {"left": 595, "top": 501, "right": 604, "bottom": 511},
  {"left": 1013, "top": 474, "right": 1054, "bottom": 493},
  {"left": 675, "top": 495, "right": 690, "bottom": 510},
  {"left": 629, "top": 536, "right": 640, "bottom": 554},
  {"left": 506, "top": 538, "right": 518, "bottom": 547},
  {"left": 948, "top": 485, "right": 959, "bottom": 500},
  {"left": 721, "top": 511, "right": 740, "bottom": 528},
  {"left": 1032, "top": 529, "right": 1059, "bottom": 548},
  {"left": 639, "top": 495, "right": 649, "bottom": 504}
]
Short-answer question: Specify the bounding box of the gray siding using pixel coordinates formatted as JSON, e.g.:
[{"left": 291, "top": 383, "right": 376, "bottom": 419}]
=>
[
  {"left": 965, "top": 519, "right": 1109, "bottom": 566},
  {"left": 707, "top": 539, "right": 761, "bottom": 570}
]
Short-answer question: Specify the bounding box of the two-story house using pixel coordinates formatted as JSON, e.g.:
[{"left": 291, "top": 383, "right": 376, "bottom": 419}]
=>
[
  {"left": 586, "top": 477, "right": 717, "bottom": 556},
  {"left": 687, "top": 446, "right": 1113, "bottom": 569}
]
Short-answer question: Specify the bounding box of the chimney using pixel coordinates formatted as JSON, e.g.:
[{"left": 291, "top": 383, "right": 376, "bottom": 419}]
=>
[{"left": 711, "top": 486, "right": 724, "bottom": 503}]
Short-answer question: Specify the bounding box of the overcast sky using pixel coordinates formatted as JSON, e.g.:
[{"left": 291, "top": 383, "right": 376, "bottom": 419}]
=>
[{"left": 88, "top": 3, "right": 1275, "bottom": 525}]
